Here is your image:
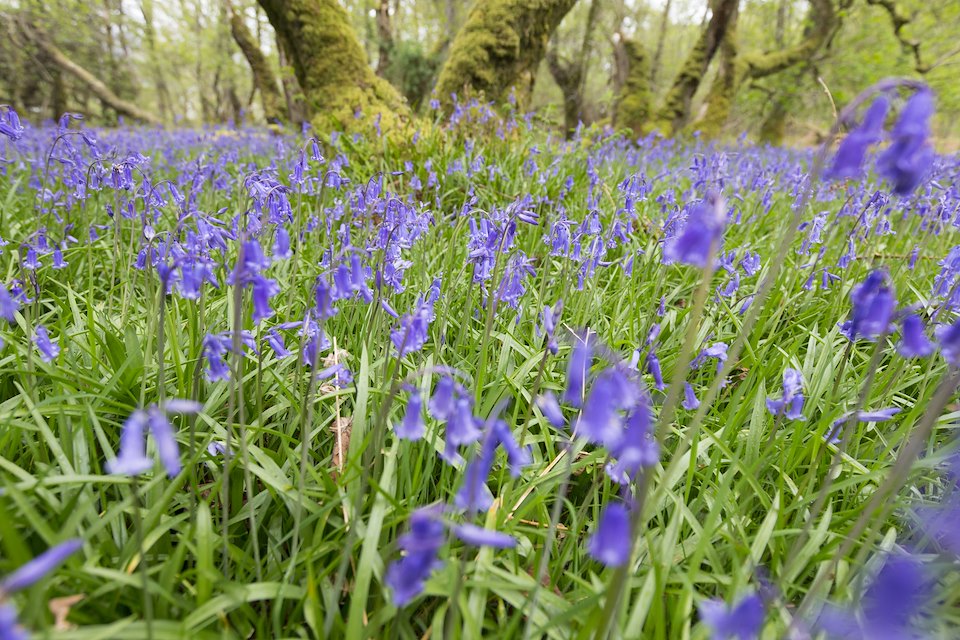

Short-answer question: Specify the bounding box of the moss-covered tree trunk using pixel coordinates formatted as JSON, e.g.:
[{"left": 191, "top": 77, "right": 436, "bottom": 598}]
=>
[
  {"left": 655, "top": 0, "right": 738, "bottom": 135},
  {"left": 256, "top": 0, "right": 408, "bottom": 131},
  {"left": 228, "top": 2, "right": 284, "bottom": 124},
  {"left": 546, "top": 0, "right": 600, "bottom": 137},
  {"left": 696, "top": 5, "right": 739, "bottom": 138},
  {"left": 612, "top": 38, "right": 652, "bottom": 136},
  {"left": 433, "top": 0, "right": 579, "bottom": 110}
]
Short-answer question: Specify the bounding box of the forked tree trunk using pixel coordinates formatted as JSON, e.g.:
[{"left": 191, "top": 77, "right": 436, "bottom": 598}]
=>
[
  {"left": 655, "top": 0, "right": 738, "bottom": 135},
  {"left": 257, "top": 0, "right": 408, "bottom": 130},
  {"left": 433, "top": 0, "right": 579, "bottom": 110},
  {"left": 227, "top": 1, "right": 284, "bottom": 124}
]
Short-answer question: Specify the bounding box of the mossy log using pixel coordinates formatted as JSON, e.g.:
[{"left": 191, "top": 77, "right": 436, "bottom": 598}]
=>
[
  {"left": 696, "top": 7, "right": 740, "bottom": 138},
  {"left": 257, "top": 0, "right": 408, "bottom": 132},
  {"left": 434, "top": 0, "right": 579, "bottom": 110}
]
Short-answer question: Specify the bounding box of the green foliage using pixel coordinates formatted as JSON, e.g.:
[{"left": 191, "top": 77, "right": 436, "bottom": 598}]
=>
[{"left": 384, "top": 41, "right": 442, "bottom": 112}]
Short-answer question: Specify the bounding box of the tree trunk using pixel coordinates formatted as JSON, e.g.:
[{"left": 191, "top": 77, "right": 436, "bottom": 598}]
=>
[
  {"left": 433, "top": 0, "right": 579, "bottom": 110},
  {"left": 546, "top": 0, "right": 599, "bottom": 137},
  {"left": 227, "top": 1, "right": 284, "bottom": 124},
  {"left": 649, "top": 0, "right": 672, "bottom": 86},
  {"left": 140, "top": 0, "right": 173, "bottom": 122},
  {"left": 655, "top": 0, "right": 738, "bottom": 135},
  {"left": 375, "top": 0, "right": 394, "bottom": 76},
  {"left": 695, "top": 4, "right": 739, "bottom": 138},
  {"left": 256, "top": 0, "right": 408, "bottom": 131},
  {"left": 277, "top": 37, "right": 307, "bottom": 125},
  {"left": 612, "top": 37, "right": 652, "bottom": 135},
  {"left": 19, "top": 19, "right": 162, "bottom": 125}
]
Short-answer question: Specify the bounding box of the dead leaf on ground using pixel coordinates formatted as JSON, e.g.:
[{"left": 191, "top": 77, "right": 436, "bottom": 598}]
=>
[
  {"left": 330, "top": 416, "right": 353, "bottom": 477},
  {"left": 49, "top": 594, "right": 85, "bottom": 631}
]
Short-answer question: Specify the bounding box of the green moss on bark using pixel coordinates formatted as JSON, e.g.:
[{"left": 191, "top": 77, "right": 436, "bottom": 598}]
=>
[
  {"left": 257, "top": 0, "right": 408, "bottom": 132},
  {"left": 612, "top": 39, "right": 652, "bottom": 136},
  {"left": 434, "top": 0, "right": 578, "bottom": 110}
]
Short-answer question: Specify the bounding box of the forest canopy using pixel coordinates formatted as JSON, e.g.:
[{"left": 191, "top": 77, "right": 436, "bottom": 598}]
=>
[{"left": 1, "top": 0, "right": 958, "bottom": 145}]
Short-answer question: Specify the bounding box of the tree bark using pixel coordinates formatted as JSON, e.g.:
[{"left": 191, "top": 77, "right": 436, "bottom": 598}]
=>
[
  {"left": 433, "top": 0, "right": 579, "bottom": 110},
  {"left": 276, "top": 36, "right": 307, "bottom": 125},
  {"left": 612, "top": 36, "right": 652, "bottom": 135},
  {"left": 546, "top": 0, "right": 599, "bottom": 137},
  {"left": 375, "top": 0, "right": 394, "bottom": 76},
  {"left": 227, "top": 0, "right": 284, "bottom": 124},
  {"left": 655, "top": 0, "right": 738, "bottom": 135},
  {"left": 19, "top": 19, "right": 162, "bottom": 125},
  {"left": 695, "top": 3, "right": 738, "bottom": 138},
  {"left": 140, "top": 0, "right": 173, "bottom": 122},
  {"left": 649, "top": 0, "right": 672, "bottom": 86},
  {"left": 256, "top": 0, "right": 408, "bottom": 131}
]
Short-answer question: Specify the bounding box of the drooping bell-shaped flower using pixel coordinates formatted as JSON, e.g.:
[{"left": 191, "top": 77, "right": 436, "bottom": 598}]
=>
[
  {"left": 897, "top": 314, "right": 934, "bottom": 358},
  {"left": 587, "top": 502, "right": 632, "bottom": 567},
  {"left": 698, "top": 592, "right": 765, "bottom": 640},
  {"left": 385, "top": 507, "right": 446, "bottom": 607},
  {"left": 33, "top": 324, "right": 60, "bottom": 362},
  {"left": 876, "top": 89, "right": 935, "bottom": 196},
  {"left": 839, "top": 270, "right": 896, "bottom": 341},
  {"left": 395, "top": 388, "right": 425, "bottom": 441},
  {"left": 0, "top": 539, "right": 82, "bottom": 594},
  {"left": 827, "top": 96, "right": 889, "bottom": 180},
  {"left": 663, "top": 190, "right": 726, "bottom": 268}
]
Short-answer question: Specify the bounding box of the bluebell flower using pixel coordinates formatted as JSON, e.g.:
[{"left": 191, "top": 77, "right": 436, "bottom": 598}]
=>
[
  {"left": 587, "top": 502, "right": 631, "bottom": 567},
  {"left": 535, "top": 391, "right": 565, "bottom": 428},
  {"left": 0, "top": 107, "right": 24, "bottom": 141},
  {"left": 698, "top": 592, "right": 765, "bottom": 640},
  {"left": 395, "top": 388, "right": 425, "bottom": 441},
  {"left": 444, "top": 397, "right": 482, "bottom": 462},
  {"left": 33, "top": 325, "right": 59, "bottom": 362},
  {"left": 0, "top": 284, "right": 19, "bottom": 322},
  {"left": 766, "top": 368, "right": 805, "bottom": 421},
  {"left": 575, "top": 367, "right": 640, "bottom": 447},
  {"left": 452, "top": 523, "right": 516, "bottom": 548},
  {"left": 606, "top": 394, "right": 659, "bottom": 484},
  {"left": 385, "top": 507, "right": 445, "bottom": 607},
  {"left": 266, "top": 329, "right": 291, "bottom": 358},
  {"left": 826, "top": 407, "right": 901, "bottom": 444},
  {"left": 250, "top": 275, "right": 280, "bottom": 325},
  {"left": 876, "top": 90, "right": 935, "bottom": 196},
  {"left": 827, "top": 96, "right": 889, "bottom": 180},
  {"left": 0, "top": 539, "right": 82, "bottom": 594},
  {"left": 428, "top": 376, "right": 457, "bottom": 421},
  {"left": 646, "top": 350, "right": 665, "bottom": 391},
  {"left": 564, "top": 334, "right": 592, "bottom": 407},
  {"left": 935, "top": 318, "right": 960, "bottom": 366},
  {"left": 839, "top": 270, "right": 896, "bottom": 341},
  {"left": 202, "top": 334, "right": 231, "bottom": 381},
  {"left": 682, "top": 382, "right": 700, "bottom": 410},
  {"left": 815, "top": 555, "right": 928, "bottom": 640},
  {"left": 0, "top": 603, "right": 26, "bottom": 640},
  {"left": 146, "top": 407, "right": 181, "bottom": 478},
  {"left": 106, "top": 410, "right": 153, "bottom": 475},
  {"left": 897, "top": 314, "right": 934, "bottom": 358},
  {"left": 663, "top": 191, "right": 726, "bottom": 268}
]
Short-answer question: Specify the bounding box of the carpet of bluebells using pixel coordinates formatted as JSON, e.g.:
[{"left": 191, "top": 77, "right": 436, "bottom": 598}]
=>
[{"left": 2, "top": 84, "right": 960, "bottom": 639}]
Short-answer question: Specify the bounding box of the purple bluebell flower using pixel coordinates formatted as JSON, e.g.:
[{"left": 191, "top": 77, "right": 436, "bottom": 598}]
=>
[
  {"left": 606, "top": 393, "right": 659, "bottom": 484},
  {"left": 250, "top": 275, "right": 280, "bottom": 324},
  {"left": 0, "top": 107, "right": 24, "bottom": 141},
  {"left": 698, "top": 592, "right": 765, "bottom": 640},
  {"left": 266, "top": 329, "right": 291, "bottom": 358},
  {"left": 575, "top": 367, "right": 640, "bottom": 447},
  {"left": 587, "top": 502, "right": 631, "bottom": 567},
  {"left": 839, "top": 270, "right": 896, "bottom": 341},
  {"left": 691, "top": 342, "right": 728, "bottom": 374},
  {"left": 646, "top": 350, "right": 665, "bottom": 391},
  {"left": 444, "top": 397, "right": 482, "bottom": 462},
  {"left": 428, "top": 376, "right": 457, "bottom": 421},
  {"left": 897, "top": 314, "right": 934, "bottom": 358},
  {"left": 33, "top": 325, "right": 59, "bottom": 362},
  {"left": 395, "top": 388, "right": 425, "bottom": 441},
  {"left": 826, "top": 407, "right": 901, "bottom": 444},
  {"left": 766, "top": 368, "right": 805, "bottom": 421},
  {"left": 663, "top": 191, "right": 726, "bottom": 268},
  {"left": 682, "top": 383, "right": 700, "bottom": 410},
  {"left": 0, "top": 284, "right": 19, "bottom": 322},
  {"left": 564, "top": 334, "right": 592, "bottom": 407},
  {"left": 876, "top": 90, "right": 935, "bottom": 196},
  {"left": 815, "top": 555, "right": 928, "bottom": 640},
  {"left": 0, "top": 539, "right": 82, "bottom": 594},
  {"left": 385, "top": 507, "right": 445, "bottom": 607},
  {"left": 535, "top": 391, "right": 565, "bottom": 428},
  {"left": 935, "top": 319, "right": 960, "bottom": 366},
  {"left": 202, "top": 334, "right": 231, "bottom": 381},
  {"left": 453, "top": 524, "right": 516, "bottom": 548},
  {"left": 106, "top": 410, "right": 153, "bottom": 475},
  {"left": 0, "top": 604, "right": 26, "bottom": 640},
  {"left": 146, "top": 407, "right": 181, "bottom": 477},
  {"left": 827, "top": 96, "right": 889, "bottom": 180}
]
